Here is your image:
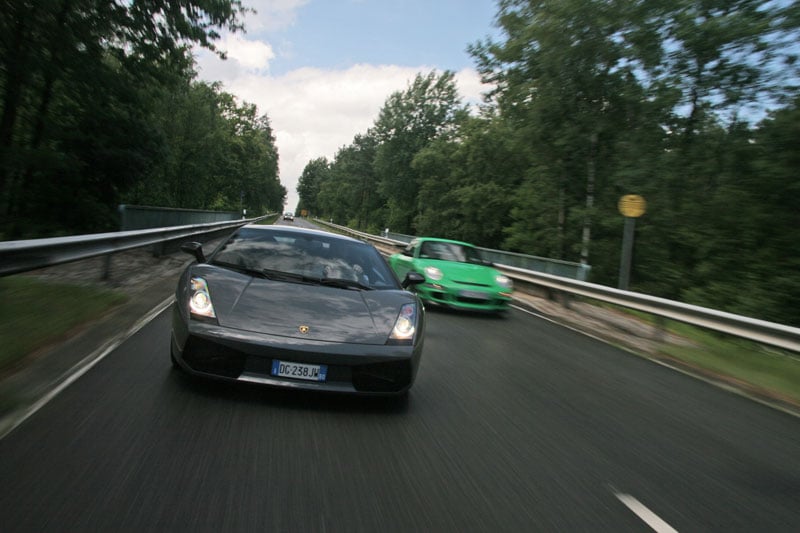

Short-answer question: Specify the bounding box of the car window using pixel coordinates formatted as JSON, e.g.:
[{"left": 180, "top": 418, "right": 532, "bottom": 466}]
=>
[
  {"left": 211, "top": 228, "right": 398, "bottom": 289},
  {"left": 420, "top": 241, "right": 484, "bottom": 264}
]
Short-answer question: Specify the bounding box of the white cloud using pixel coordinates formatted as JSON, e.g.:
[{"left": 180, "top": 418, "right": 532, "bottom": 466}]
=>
[
  {"left": 196, "top": 52, "right": 491, "bottom": 210},
  {"left": 241, "top": 0, "right": 309, "bottom": 32},
  {"left": 220, "top": 35, "right": 275, "bottom": 72},
  {"left": 454, "top": 67, "right": 490, "bottom": 108}
]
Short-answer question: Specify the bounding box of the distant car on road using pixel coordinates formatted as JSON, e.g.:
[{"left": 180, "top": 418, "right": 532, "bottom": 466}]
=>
[
  {"left": 171, "top": 225, "right": 426, "bottom": 395},
  {"left": 389, "top": 237, "right": 513, "bottom": 313},
  {"left": 283, "top": 211, "right": 294, "bottom": 221}
]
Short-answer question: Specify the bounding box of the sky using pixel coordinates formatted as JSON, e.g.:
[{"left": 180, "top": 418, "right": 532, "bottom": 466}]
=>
[{"left": 193, "top": 0, "right": 502, "bottom": 211}]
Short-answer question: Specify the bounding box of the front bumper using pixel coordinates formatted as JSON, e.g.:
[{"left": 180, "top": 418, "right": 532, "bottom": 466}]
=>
[
  {"left": 171, "top": 306, "right": 421, "bottom": 395},
  {"left": 416, "top": 283, "right": 512, "bottom": 312}
]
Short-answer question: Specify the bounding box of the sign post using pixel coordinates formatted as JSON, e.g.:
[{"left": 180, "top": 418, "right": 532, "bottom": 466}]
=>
[{"left": 618, "top": 194, "right": 646, "bottom": 290}]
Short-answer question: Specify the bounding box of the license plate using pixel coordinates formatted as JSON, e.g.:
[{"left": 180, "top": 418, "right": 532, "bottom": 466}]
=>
[
  {"left": 459, "top": 290, "right": 489, "bottom": 300},
  {"left": 271, "top": 360, "right": 328, "bottom": 382}
]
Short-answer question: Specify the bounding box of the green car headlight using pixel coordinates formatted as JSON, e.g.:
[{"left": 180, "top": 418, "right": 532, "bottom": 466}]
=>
[
  {"left": 495, "top": 275, "right": 513, "bottom": 290},
  {"left": 189, "top": 277, "right": 216, "bottom": 318},
  {"left": 424, "top": 266, "right": 443, "bottom": 281}
]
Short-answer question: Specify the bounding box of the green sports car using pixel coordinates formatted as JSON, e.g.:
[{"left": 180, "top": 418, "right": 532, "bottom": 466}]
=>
[{"left": 389, "top": 237, "right": 514, "bottom": 312}]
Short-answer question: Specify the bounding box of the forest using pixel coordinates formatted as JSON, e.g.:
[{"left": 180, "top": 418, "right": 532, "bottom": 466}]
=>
[
  {"left": 296, "top": 0, "right": 800, "bottom": 326},
  {"left": 0, "top": 0, "right": 285, "bottom": 240},
  {"left": 0, "top": 1, "right": 797, "bottom": 327}
]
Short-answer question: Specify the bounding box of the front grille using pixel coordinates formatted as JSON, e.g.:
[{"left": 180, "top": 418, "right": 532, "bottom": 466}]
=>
[
  {"left": 182, "top": 335, "right": 412, "bottom": 393},
  {"left": 182, "top": 337, "right": 246, "bottom": 378},
  {"left": 352, "top": 360, "right": 412, "bottom": 393},
  {"left": 456, "top": 295, "right": 492, "bottom": 305}
]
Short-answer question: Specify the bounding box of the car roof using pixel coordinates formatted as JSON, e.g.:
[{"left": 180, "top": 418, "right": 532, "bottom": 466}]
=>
[
  {"left": 242, "top": 223, "right": 362, "bottom": 244},
  {"left": 413, "top": 237, "right": 476, "bottom": 247}
]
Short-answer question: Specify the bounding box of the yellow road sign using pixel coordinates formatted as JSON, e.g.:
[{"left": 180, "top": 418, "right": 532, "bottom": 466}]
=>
[{"left": 618, "top": 195, "right": 646, "bottom": 218}]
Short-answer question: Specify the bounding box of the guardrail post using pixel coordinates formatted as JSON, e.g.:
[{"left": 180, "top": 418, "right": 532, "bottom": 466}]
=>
[
  {"left": 102, "top": 254, "right": 113, "bottom": 281},
  {"left": 152, "top": 241, "right": 166, "bottom": 258},
  {"left": 652, "top": 315, "right": 667, "bottom": 343},
  {"left": 560, "top": 291, "right": 572, "bottom": 310},
  {"left": 542, "top": 286, "right": 569, "bottom": 308}
]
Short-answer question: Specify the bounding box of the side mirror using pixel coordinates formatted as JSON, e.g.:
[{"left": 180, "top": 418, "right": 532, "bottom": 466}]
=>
[
  {"left": 181, "top": 241, "right": 206, "bottom": 263},
  {"left": 402, "top": 271, "right": 425, "bottom": 289},
  {"left": 402, "top": 249, "right": 414, "bottom": 257}
]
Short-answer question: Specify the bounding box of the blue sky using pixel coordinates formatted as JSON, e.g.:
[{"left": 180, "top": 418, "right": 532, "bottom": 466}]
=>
[
  {"left": 194, "top": 0, "right": 501, "bottom": 210},
  {"left": 266, "top": 1, "right": 500, "bottom": 75}
]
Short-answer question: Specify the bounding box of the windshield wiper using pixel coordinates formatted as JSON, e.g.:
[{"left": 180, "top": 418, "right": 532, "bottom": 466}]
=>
[
  {"left": 212, "top": 261, "right": 272, "bottom": 279},
  {"left": 319, "top": 277, "right": 373, "bottom": 291},
  {"left": 260, "top": 268, "right": 320, "bottom": 284},
  {"left": 212, "top": 262, "right": 370, "bottom": 290},
  {"left": 212, "top": 263, "right": 316, "bottom": 284}
]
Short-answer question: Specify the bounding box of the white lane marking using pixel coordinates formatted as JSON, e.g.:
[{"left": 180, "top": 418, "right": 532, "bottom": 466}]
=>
[
  {"left": 616, "top": 493, "right": 679, "bottom": 533},
  {"left": 0, "top": 296, "right": 174, "bottom": 440}
]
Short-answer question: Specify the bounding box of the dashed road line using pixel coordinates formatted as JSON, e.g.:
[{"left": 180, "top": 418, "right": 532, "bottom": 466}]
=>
[{"left": 615, "top": 492, "right": 679, "bottom": 533}]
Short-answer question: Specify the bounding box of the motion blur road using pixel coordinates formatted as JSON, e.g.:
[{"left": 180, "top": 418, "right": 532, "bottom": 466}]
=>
[{"left": 1, "top": 289, "right": 799, "bottom": 531}]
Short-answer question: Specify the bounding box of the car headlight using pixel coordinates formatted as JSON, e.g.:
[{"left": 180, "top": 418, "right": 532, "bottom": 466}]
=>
[
  {"left": 424, "top": 266, "right": 443, "bottom": 281},
  {"left": 495, "top": 275, "right": 513, "bottom": 290},
  {"left": 389, "top": 303, "right": 417, "bottom": 343},
  {"left": 189, "top": 277, "right": 216, "bottom": 318}
]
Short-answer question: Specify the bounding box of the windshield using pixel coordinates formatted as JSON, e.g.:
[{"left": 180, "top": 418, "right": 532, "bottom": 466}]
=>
[
  {"left": 210, "top": 228, "right": 399, "bottom": 290},
  {"left": 419, "top": 241, "right": 485, "bottom": 264}
]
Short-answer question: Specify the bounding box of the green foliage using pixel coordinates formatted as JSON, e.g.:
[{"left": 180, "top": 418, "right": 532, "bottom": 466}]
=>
[
  {"left": 297, "top": 0, "right": 800, "bottom": 327},
  {"left": 413, "top": 115, "right": 525, "bottom": 246},
  {"left": 316, "top": 133, "right": 381, "bottom": 227},
  {"left": 297, "top": 157, "right": 331, "bottom": 215},
  {"left": 372, "top": 71, "right": 465, "bottom": 232},
  {"left": 0, "top": 0, "right": 283, "bottom": 238},
  {"left": 126, "top": 82, "right": 284, "bottom": 215}
]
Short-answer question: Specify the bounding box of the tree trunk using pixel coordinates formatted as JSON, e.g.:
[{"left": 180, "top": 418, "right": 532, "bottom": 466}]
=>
[
  {"left": 0, "top": 4, "right": 38, "bottom": 209},
  {"left": 580, "top": 132, "right": 598, "bottom": 266},
  {"left": 557, "top": 175, "right": 566, "bottom": 259}
]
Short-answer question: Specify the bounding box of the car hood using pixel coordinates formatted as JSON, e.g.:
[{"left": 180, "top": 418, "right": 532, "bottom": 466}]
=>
[
  {"left": 195, "top": 267, "right": 413, "bottom": 345},
  {"left": 427, "top": 261, "right": 498, "bottom": 285}
]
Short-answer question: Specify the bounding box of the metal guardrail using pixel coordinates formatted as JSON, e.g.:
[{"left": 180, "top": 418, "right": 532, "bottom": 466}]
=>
[
  {"left": 119, "top": 204, "right": 240, "bottom": 231},
  {"left": 2, "top": 216, "right": 798, "bottom": 352},
  {"left": 478, "top": 248, "right": 590, "bottom": 281},
  {"left": 501, "top": 265, "right": 800, "bottom": 353},
  {"left": 0, "top": 216, "right": 270, "bottom": 277},
  {"left": 316, "top": 219, "right": 800, "bottom": 353},
  {"left": 382, "top": 230, "right": 414, "bottom": 243}
]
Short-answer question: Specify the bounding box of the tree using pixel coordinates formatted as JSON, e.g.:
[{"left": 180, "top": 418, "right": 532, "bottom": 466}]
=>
[
  {"left": 413, "top": 114, "right": 527, "bottom": 247},
  {"left": 372, "top": 71, "right": 464, "bottom": 233},
  {"left": 470, "top": 0, "right": 658, "bottom": 266},
  {"left": 297, "top": 157, "right": 331, "bottom": 216},
  {"left": 0, "top": 0, "right": 249, "bottom": 237},
  {"left": 126, "top": 81, "right": 283, "bottom": 215}
]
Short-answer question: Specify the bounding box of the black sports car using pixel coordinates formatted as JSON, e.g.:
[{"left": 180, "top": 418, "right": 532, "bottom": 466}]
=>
[{"left": 171, "top": 225, "right": 425, "bottom": 395}]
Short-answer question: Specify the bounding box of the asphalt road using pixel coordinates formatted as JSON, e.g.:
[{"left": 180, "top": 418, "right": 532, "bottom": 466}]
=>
[{"left": 1, "top": 297, "right": 799, "bottom": 532}]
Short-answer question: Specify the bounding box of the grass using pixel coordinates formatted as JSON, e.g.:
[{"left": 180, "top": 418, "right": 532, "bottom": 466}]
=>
[
  {"left": 658, "top": 320, "right": 800, "bottom": 404},
  {"left": 257, "top": 214, "right": 280, "bottom": 225},
  {"left": 0, "top": 276, "right": 128, "bottom": 373},
  {"left": 590, "top": 299, "right": 800, "bottom": 405}
]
